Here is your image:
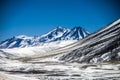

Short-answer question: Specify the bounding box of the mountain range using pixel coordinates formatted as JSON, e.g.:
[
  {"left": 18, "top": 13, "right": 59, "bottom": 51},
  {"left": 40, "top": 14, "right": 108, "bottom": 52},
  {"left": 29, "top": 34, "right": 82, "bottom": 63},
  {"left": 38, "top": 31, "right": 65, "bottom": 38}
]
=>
[
  {"left": 17, "top": 19, "right": 120, "bottom": 64},
  {"left": 0, "top": 26, "right": 89, "bottom": 49},
  {"left": 1, "top": 19, "right": 120, "bottom": 64},
  {"left": 0, "top": 19, "right": 120, "bottom": 80}
]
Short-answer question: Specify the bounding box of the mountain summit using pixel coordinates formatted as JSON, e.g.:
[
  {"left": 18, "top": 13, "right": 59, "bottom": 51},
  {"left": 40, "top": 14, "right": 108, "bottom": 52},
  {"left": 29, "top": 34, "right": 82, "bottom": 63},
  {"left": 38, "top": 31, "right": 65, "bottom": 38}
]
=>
[
  {"left": 39, "top": 26, "right": 70, "bottom": 42},
  {"left": 61, "top": 26, "right": 90, "bottom": 40},
  {"left": 0, "top": 26, "right": 89, "bottom": 48}
]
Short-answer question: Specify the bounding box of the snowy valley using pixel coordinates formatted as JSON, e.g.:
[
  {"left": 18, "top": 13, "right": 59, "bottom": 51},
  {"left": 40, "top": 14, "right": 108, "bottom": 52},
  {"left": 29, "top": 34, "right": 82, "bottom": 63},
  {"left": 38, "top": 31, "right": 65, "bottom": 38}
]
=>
[{"left": 0, "top": 19, "right": 120, "bottom": 80}]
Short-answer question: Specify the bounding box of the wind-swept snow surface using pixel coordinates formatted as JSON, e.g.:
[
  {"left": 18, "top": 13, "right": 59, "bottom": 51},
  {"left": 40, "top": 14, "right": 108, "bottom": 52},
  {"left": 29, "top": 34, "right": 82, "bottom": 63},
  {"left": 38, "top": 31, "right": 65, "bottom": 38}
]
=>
[
  {"left": 1, "top": 40, "right": 76, "bottom": 58},
  {"left": 0, "top": 60, "right": 120, "bottom": 80}
]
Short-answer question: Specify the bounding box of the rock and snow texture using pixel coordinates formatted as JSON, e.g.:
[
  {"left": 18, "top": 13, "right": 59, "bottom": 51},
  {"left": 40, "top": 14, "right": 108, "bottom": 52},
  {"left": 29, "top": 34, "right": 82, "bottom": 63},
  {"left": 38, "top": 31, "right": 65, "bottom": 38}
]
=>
[
  {"left": 0, "top": 26, "right": 89, "bottom": 49},
  {"left": 60, "top": 19, "right": 120, "bottom": 63},
  {"left": 0, "top": 19, "right": 120, "bottom": 80}
]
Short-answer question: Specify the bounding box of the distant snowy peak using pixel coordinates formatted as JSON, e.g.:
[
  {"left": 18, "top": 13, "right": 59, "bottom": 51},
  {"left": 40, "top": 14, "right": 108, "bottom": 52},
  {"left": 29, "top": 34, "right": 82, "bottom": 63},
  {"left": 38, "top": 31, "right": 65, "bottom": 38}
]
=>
[
  {"left": 72, "top": 27, "right": 90, "bottom": 38},
  {"left": 62, "top": 26, "right": 90, "bottom": 40},
  {"left": 39, "top": 26, "right": 70, "bottom": 42},
  {"left": 0, "top": 35, "right": 33, "bottom": 48},
  {"left": 0, "top": 26, "right": 90, "bottom": 48},
  {"left": 40, "top": 26, "right": 90, "bottom": 42}
]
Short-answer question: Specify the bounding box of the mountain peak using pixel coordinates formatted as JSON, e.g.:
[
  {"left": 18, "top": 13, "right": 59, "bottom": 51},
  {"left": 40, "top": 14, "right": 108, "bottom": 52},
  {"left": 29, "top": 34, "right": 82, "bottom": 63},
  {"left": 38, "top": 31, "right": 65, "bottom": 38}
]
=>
[
  {"left": 72, "top": 26, "right": 86, "bottom": 32},
  {"left": 66, "top": 26, "right": 90, "bottom": 40},
  {"left": 72, "top": 26, "right": 87, "bottom": 31}
]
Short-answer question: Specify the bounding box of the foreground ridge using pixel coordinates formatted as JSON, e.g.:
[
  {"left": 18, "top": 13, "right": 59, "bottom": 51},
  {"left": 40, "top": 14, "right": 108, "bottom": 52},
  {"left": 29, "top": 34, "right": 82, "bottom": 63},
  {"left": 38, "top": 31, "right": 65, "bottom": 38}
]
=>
[{"left": 60, "top": 19, "right": 120, "bottom": 63}]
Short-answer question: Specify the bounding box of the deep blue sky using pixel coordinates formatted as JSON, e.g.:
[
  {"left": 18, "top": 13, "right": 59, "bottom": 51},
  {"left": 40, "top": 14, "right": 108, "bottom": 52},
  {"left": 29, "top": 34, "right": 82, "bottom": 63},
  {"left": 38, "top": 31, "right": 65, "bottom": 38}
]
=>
[{"left": 0, "top": 0, "right": 120, "bottom": 41}]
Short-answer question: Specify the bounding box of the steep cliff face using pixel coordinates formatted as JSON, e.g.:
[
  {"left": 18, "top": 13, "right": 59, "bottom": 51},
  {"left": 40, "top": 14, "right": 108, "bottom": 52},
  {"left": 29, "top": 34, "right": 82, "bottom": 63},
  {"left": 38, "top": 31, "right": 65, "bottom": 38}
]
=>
[{"left": 60, "top": 19, "right": 120, "bottom": 63}]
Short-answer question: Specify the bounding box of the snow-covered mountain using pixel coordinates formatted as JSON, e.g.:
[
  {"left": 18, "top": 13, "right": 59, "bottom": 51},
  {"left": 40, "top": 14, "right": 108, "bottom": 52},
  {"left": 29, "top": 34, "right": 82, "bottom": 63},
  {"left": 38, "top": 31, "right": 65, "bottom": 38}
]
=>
[
  {"left": 60, "top": 19, "right": 120, "bottom": 63},
  {"left": 60, "top": 26, "right": 90, "bottom": 40},
  {"left": 38, "top": 26, "right": 70, "bottom": 42},
  {"left": 0, "top": 26, "right": 89, "bottom": 49},
  {"left": 0, "top": 20, "right": 120, "bottom": 80}
]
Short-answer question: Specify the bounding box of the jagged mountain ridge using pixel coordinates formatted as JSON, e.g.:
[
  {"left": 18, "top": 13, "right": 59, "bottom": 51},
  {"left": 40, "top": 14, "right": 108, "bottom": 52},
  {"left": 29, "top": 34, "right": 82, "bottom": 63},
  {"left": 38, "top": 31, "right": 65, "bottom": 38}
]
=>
[
  {"left": 59, "top": 19, "right": 120, "bottom": 63},
  {"left": 0, "top": 26, "right": 89, "bottom": 48}
]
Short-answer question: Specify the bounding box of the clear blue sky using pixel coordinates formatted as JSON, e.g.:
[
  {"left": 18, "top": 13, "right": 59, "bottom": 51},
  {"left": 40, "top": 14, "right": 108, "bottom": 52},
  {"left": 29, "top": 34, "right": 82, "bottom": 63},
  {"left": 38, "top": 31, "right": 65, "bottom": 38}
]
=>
[{"left": 0, "top": 0, "right": 120, "bottom": 41}]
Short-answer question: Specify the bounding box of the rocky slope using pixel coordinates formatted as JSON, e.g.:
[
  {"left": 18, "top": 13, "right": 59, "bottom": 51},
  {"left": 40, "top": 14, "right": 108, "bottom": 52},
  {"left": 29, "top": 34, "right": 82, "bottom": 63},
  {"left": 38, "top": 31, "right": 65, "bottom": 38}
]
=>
[{"left": 60, "top": 19, "right": 120, "bottom": 63}]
